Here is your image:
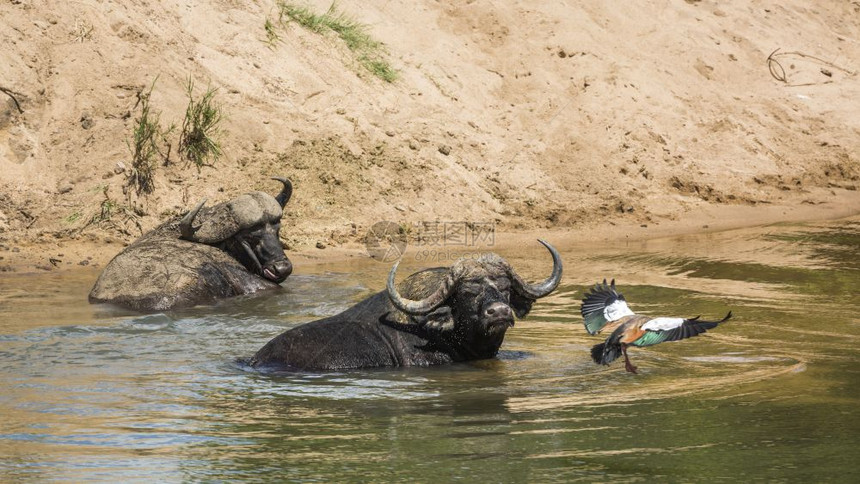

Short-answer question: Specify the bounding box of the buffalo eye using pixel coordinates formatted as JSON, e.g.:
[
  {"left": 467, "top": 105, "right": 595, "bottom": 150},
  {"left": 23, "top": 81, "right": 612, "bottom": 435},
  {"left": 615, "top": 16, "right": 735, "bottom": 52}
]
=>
[
  {"left": 459, "top": 281, "right": 482, "bottom": 297},
  {"left": 453, "top": 282, "right": 481, "bottom": 307},
  {"left": 486, "top": 278, "right": 511, "bottom": 303},
  {"left": 245, "top": 227, "right": 266, "bottom": 241}
]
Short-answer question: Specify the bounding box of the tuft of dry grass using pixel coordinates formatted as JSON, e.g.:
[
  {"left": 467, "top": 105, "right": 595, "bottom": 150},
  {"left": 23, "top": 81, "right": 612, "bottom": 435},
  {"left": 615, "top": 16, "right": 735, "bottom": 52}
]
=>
[
  {"left": 178, "top": 78, "right": 223, "bottom": 170},
  {"left": 127, "top": 78, "right": 170, "bottom": 194},
  {"left": 264, "top": 16, "right": 281, "bottom": 46},
  {"left": 275, "top": 2, "right": 398, "bottom": 82}
]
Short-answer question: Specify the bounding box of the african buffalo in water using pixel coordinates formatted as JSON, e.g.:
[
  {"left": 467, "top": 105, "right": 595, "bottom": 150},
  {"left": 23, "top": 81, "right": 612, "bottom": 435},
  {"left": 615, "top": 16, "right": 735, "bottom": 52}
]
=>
[
  {"left": 249, "top": 240, "right": 562, "bottom": 370},
  {"left": 89, "top": 178, "right": 294, "bottom": 311}
]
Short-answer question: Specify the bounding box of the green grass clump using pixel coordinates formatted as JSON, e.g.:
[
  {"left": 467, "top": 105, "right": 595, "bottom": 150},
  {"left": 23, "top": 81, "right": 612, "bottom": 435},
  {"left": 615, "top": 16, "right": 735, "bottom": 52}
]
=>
[
  {"left": 83, "top": 186, "right": 142, "bottom": 236},
  {"left": 278, "top": 3, "right": 328, "bottom": 33},
  {"left": 264, "top": 17, "right": 281, "bottom": 46},
  {"left": 361, "top": 56, "right": 398, "bottom": 83},
  {"left": 276, "top": 2, "right": 397, "bottom": 82},
  {"left": 125, "top": 76, "right": 227, "bottom": 194},
  {"left": 65, "top": 211, "right": 82, "bottom": 223},
  {"left": 179, "top": 78, "right": 223, "bottom": 170},
  {"left": 128, "top": 78, "right": 170, "bottom": 194}
]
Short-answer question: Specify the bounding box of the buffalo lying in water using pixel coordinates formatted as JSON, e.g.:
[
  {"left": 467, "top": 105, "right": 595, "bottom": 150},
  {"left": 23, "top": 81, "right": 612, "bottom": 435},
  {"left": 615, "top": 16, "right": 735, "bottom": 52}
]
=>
[
  {"left": 89, "top": 178, "right": 294, "bottom": 311},
  {"left": 250, "top": 240, "right": 562, "bottom": 370}
]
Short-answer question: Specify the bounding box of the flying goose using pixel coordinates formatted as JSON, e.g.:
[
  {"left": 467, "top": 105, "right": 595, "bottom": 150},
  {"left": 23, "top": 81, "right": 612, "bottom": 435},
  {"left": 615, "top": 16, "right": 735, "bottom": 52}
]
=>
[{"left": 581, "top": 279, "right": 732, "bottom": 373}]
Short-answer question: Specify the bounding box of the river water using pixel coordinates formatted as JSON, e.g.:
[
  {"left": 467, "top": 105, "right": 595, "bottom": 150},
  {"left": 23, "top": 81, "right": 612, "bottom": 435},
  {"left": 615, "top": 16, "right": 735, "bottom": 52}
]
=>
[{"left": 1, "top": 218, "right": 859, "bottom": 482}]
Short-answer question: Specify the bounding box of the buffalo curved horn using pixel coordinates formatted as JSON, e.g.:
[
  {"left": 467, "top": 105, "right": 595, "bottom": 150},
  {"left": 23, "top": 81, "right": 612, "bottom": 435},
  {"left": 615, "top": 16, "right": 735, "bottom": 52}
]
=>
[
  {"left": 272, "top": 177, "right": 293, "bottom": 208},
  {"left": 179, "top": 199, "right": 207, "bottom": 240},
  {"left": 387, "top": 260, "right": 457, "bottom": 315},
  {"left": 509, "top": 239, "right": 563, "bottom": 299},
  {"left": 238, "top": 236, "right": 263, "bottom": 274}
]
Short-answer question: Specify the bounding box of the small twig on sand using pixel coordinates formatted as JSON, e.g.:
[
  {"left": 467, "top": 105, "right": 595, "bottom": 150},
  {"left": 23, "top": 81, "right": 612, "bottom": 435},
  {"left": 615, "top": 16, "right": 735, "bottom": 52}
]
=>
[
  {"left": 777, "top": 50, "right": 857, "bottom": 75},
  {"left": 0, "top": 87, "right": 24, "bottom": 113},
  {"left": 767, "top": 48, "right": 857, "bottom": 83},
  {"left": 767, "top": 49, "right": 787, "bottom": 82}
]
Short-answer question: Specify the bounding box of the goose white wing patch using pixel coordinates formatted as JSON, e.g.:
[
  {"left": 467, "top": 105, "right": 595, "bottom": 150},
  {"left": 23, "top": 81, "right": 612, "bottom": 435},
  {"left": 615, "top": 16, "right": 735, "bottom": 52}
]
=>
[
  {"left": 604, "top": 300, "right": 634, "bottom": 322},
  {"left": 581, "top": 279, "right": 633, "bottom": 335},
  {"left": 641, "top": 317, "right": 685, "bottom": 331}
]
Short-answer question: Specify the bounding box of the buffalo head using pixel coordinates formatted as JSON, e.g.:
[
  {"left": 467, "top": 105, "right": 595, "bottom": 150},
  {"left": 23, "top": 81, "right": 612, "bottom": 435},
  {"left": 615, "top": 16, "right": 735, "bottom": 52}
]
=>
[
  {"left": 386, "top": 240, "right": 562, "bottom": 359},
  {"left": 179, "top": 177, "right": 293, "bottom": 283}
]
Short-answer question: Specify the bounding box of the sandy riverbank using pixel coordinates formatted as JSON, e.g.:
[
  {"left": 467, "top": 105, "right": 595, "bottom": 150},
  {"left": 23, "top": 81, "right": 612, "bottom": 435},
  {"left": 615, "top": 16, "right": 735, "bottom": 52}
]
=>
[{"left": 2, "top": 1, "right": 858, "bottom": 274}]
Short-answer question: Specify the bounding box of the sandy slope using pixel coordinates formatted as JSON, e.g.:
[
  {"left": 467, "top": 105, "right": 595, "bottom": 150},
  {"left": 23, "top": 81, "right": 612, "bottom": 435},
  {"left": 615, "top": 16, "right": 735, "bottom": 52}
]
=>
[{"left": 1, "top": 0, "right": 859, "bottom": 272}]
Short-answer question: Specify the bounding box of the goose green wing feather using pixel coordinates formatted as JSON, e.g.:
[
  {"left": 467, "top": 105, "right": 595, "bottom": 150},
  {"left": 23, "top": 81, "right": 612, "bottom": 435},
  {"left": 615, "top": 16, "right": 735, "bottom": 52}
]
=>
[
  {"left": 632, "top": 311, "right": 732, "bottom": 347},
  {"left": 580, "top": 279, "right": 634, "bottom": 335}
]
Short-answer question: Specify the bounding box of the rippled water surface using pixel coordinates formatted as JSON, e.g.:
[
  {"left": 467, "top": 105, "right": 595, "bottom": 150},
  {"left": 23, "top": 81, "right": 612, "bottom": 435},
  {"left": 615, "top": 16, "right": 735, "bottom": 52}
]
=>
[{"left": 2, "top": 218, "right": 859, "bottom": 482}]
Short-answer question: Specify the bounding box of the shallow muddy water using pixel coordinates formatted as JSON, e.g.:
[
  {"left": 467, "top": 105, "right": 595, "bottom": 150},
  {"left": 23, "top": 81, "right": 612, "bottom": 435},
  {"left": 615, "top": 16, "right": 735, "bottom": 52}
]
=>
[{"left": 1, "top": 218, "right": 859, "bottom": 482}]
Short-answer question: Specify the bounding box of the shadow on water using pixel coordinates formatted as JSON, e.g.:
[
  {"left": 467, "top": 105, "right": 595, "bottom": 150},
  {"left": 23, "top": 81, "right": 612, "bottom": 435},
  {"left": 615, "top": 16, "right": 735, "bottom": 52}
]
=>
[{"left": 1, "top": 217, "right": 860, "bottom": 481}]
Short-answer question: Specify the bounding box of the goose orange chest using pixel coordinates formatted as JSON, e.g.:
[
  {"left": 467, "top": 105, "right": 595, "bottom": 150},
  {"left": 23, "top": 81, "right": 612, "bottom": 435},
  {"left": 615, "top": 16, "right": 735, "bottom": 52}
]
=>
[{"left": 580, "top": 279, "right": 732, "bottom": 373}]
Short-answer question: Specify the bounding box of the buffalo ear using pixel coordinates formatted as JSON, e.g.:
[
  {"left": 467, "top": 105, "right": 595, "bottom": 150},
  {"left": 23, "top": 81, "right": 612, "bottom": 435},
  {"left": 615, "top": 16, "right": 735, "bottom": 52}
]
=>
[
  {"left": 413, "top": 306, "right": 455, "bottom": 332},
  {"left": 380, "top": 306, "right": 455, "bottom": 333},
  {"left": 510, "top": 293, "right": 534, "bottom": 318}
]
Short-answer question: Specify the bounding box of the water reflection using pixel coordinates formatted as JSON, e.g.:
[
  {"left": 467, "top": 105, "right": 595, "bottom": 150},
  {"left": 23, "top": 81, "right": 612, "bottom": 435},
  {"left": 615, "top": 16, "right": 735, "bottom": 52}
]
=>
[{"left": 1, "top": 217, "right": 859, "bottom": 481}]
